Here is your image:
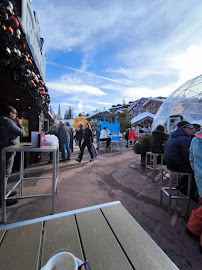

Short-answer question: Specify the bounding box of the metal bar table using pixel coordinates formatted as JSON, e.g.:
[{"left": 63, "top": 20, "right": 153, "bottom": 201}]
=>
[
  {"left": 1, "top": 143, "right": 59, "bottom": 223},
  {"left": 0, "top": 201, "right": 179, "bottom": 270}
]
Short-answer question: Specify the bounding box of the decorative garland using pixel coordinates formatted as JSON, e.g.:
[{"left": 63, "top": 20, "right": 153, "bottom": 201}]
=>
[{"left": 0, "top": 0, "right": 50, "bottom": 112}]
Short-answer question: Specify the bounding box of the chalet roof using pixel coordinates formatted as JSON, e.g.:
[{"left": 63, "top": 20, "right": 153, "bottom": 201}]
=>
[
  {"left": 86, "top": 110, "right": 116, "bottom": 119},
  {"left": 131, "top": 112, "right": 154, "bottom": 124},
  {"left": 142, "top": 97, "right": 166, "bottom": 107}
]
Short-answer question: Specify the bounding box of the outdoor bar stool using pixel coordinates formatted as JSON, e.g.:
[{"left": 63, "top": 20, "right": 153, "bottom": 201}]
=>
[
  {"left": 120, "top": 140, "right": 127, "bottom": 153},
  {"left": 110, "top": 141, "right": 121, "bottom": 153},
  {"left": 145, "top": 152, "right": 164, "bottom": 180},
  {"left": 160, "top": 166, "right": 192, "bottom": 216},
  {"left": 98, "top": 141, "right": 107, "bottom": 153}
]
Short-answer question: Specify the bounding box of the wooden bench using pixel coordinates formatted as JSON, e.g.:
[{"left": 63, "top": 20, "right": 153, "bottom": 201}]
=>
[{"left": 0, "top": 201, "right": 179, "bottom": 270}]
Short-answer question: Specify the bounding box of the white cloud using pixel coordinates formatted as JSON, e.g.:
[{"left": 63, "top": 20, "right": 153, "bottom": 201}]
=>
[
  {"left": 32, "top": 0, "right": 202, "bottom": 114},
  {"left": 47, "top": 81, "right": 106, "bottom": 96},
  {"left": 169, "top": 45, "right": 202, "bottom": 86}
]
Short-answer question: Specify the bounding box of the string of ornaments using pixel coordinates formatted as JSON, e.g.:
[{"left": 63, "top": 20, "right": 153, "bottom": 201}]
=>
[{"left": 0, "top": 0, "right": 50, "bottom": 112}]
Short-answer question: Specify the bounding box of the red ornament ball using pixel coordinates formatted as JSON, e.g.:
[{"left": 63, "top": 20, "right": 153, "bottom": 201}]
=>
[
  {"left": 11, "top": 16, "right": 19, "bottom": 27},
  {"left": 7, "top": 26, "right": 13, "bottom": 35}
]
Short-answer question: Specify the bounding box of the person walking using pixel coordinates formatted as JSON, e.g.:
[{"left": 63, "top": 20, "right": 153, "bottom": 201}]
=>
[
  {"left": 75, "top": 123, "right": 94, "bottom": 163},
  {"left": 187, "top": 128, "right": 202, "bottom": 253},
  {"left": 77, "top": 124, "right": 84, "bottom": 149},
  {"left": 0, "top": 105, "right": 24, "bottom": 206},
  {"left": 58, "top": 121, "right": 70, "bottom": 162}
]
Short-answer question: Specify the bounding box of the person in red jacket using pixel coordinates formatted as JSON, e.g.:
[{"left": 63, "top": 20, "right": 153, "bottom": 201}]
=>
[{"left": 128, "top": 127, "right": 136, "bottom": 141}]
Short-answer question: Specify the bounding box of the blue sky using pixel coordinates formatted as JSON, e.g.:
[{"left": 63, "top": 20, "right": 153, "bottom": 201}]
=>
[{"left": 32, "top": 0, "right": 202, "bottom": 116}]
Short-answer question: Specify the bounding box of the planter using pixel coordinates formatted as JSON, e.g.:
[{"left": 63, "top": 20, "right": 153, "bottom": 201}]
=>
[{"left": 141, "top": 153, "right": 150, "bottom": 167}]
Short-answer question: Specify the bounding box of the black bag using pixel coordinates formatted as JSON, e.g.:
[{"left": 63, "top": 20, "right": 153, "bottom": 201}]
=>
[{"left": 91, "top": 144, "right": 98, "bottom": 158}]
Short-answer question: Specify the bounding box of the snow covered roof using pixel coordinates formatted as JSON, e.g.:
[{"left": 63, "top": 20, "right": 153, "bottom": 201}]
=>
[
  {"left": 131, "top": 112, "right": 155, "bottom": 124},
  {"left": 142, "top": 97, "right": 166, "bottom": 107},
  {"left": 86, "top": 110, "right": 115, "bottom": 119}
]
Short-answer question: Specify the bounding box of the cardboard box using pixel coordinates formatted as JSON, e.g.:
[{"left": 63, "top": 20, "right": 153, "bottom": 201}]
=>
[{"left": 31, "top": 132, "right": 45, "bottom": 147}]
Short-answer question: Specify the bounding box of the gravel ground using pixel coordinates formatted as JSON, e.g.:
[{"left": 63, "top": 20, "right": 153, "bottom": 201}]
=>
[{"left": 1, "top": 146, "right": 202, "bottom": 269}]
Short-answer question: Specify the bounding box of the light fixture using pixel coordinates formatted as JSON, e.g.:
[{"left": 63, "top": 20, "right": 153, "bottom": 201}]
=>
[
  {"left": 16, "top": 98, "right": 20, "bottom": 101},
  {"left": 28, "top": 107, "right": 31, "bottom": 109}
]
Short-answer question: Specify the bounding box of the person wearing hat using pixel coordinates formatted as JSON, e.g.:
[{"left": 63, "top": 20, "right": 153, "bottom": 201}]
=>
[{"left": 164, "top": 121, "right": 197, "bottom": 199}]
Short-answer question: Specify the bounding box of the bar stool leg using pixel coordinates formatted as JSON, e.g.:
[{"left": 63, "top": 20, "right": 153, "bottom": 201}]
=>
[
  {"left": 186, "top": 174, "right": 192, "bottom": 217},
  {"left": 176, "top": 174, "right": 179, "bottom": 207},
  {"left": 168, "top": 173, "right": 173, "bottom": 213},
  {"left": 145, "top": 152, "right": 148, "bottom": 175},
  {"left": 153, "top": 155, "right": 157, "bottom": 180},
  {"left": 160, "top": 168, "right": 164, "bottom": 204}
]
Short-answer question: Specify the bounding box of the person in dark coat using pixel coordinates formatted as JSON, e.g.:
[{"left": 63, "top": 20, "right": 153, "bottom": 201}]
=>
[
  {"left": 152, "top": 125, "right": 167, "bottom": 154},
  {"left": 75, "top": 123, "right": 94, "bottom": 163},
  {"left": 164, "top": 121, "right": 194, "bottom": 172},
  {"left": 77, "top": 124, "right": 84, "bottom": 149},
  {"left": 164, "top": 121, "right": 197, "bottom": 200},
  {"left": 125, "top": 129, "right": 130, "bottom": 148},
  {"left": 58, "top": 121, "right": 70, "bottom": 162},
  {"left": 0, "top": 105, "right": 24, "bottom": 206}
]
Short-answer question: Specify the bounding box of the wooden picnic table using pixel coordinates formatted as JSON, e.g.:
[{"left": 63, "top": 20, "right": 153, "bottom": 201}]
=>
[{"left": 0, "top": 201, "right": 179, "bottom": 270}]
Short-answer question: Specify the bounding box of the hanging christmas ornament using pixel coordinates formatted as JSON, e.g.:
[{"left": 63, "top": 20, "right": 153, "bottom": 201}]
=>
[
  {"left": 16, "top": 34, "right": 20, "bottom": 39},
  {"left": 7, "top": 1, "right": 14, "bottom": 10},
  {"left": 17, "top": 49, "right": 21, "bottom": 57},
  {"left": 31, "top": 80, "right": 35, "bottom": 86},
  {"left": 5, "top": 13, "right": 9, "bottom": 20},
  {"left": 6, "top": 47, "right": 11, "bottom": 54},
  {"left": 27, "top": 69, "right": 31, "bottom": 75},
  {"left": 6, "top": 7, "right": 13, "bottom": 15},
  {"left": 2, "top": 24, "right": 6, "bottom": 30},
  {"left": 7, "top": 26, "right": 13, "bottom": 35},
  {"left": 16, "top": 29, "right": 21, "bottom": 35},
  {"left": 11, "top": 16, "right": 19, "bottom": 27},
  {"left": 13, "top": 47, "right": 17, "bottom": 53}
]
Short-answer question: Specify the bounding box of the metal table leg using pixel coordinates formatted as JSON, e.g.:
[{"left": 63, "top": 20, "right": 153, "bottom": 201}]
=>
[
  {"left": 1, "top": 149, "right": 7, "bottom": 223},
  {"left": 52, "top": 150, "right": 56, "bottom": 214}
]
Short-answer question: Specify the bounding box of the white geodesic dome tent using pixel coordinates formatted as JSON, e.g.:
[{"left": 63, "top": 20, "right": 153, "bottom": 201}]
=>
[{"left": 152, "top": 74, "right": 202, "bottom": 133}]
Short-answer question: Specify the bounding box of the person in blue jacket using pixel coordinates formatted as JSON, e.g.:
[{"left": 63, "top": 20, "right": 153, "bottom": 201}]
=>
[
  {"left": 187, "top": 127, "right": 202, "bottom": 253},
  {"left": 164, "top": 121, "right": 197, "bottom": 199}
]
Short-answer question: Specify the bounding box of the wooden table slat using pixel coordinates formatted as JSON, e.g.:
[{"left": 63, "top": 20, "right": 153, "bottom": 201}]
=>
[
  {"left": 0, "top": 222, "right": 43, "bottom": 270},
  {"left": 76, "top": 208, "right": 133, "bottom": 270},
  {"left": 41, "top": 215, "right": 84, "bottom": 267},
  {"left": 102, "top": 204, "right": 179, "bottom": 270}
]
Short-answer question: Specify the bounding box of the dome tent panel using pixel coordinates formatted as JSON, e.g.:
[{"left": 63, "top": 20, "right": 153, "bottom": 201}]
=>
[{"left": 152, "top": 74, "right": 202, "bottom": 133}]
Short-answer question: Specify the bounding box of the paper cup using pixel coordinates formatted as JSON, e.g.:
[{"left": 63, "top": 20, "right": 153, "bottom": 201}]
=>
[{"left": 41, "top": 252, "right": 83, "bottom": 270}]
